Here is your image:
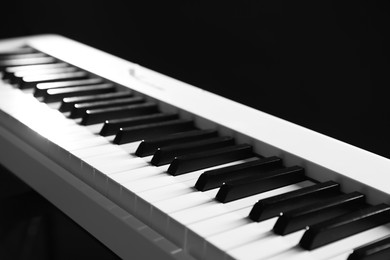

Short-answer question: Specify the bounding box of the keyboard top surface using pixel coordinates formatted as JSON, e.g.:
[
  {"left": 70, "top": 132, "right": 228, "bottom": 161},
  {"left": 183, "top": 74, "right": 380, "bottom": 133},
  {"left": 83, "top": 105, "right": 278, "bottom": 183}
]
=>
[{"left": 1, "top": 34, "right": 390, "bottom": 203}]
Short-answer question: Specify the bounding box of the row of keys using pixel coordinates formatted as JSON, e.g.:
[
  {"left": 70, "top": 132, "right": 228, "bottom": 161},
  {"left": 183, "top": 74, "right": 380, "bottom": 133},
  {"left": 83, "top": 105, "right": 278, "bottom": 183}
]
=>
[{"left": 1, "top": 47, "right": 389, "bottom": 260}]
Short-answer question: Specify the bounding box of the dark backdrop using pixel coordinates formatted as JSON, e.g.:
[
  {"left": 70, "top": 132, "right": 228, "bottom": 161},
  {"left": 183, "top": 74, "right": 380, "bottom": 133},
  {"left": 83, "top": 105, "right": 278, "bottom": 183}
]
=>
[{"left": 1, "top": 0, "right": 390, "bottom": 158}]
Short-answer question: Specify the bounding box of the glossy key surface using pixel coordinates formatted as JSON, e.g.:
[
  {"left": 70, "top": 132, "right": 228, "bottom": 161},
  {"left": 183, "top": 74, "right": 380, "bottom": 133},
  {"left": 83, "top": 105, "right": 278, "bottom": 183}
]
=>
[
  {"left": 167, "top": 144, "right": 254, "bottom": 176},
  {"left": 20, "top": 71, "right": 89, "bottom": 89},
  {"left": 216, "top": 166, "right": 306, "bottom": 203},
  {"left": 12, "top": 66, "right": 78, "bottom": 85},
  {"left": 81, "top": 102, "right": 158, "bottom": 125},
  {"left": 300, "top": 203, "right": 390, "bottom": 250},
  {"left": 348, "top": 235, "right": 390, "bottom": 260},
  {"left": 69, "top": 96, "right": 145, "bottom": 118},
  {"left": 34, "top": 77, "right": 104, "bottom": 97},
  {"left": 249, "top": 181, "right": 341, "bottom": 221},
  {"left": 151, "top": 136, "right": 235, "bottom": 166},
  {"left": 195, "top": 156, "right": 283, "bottom": 191},
  {"left": 44, "top": 83, "right": 116, "bottom": 103},
  {"left": 0, "top": 57, "right": 56, "bottom": 70},
  {"left": 3, "top": 62, "right": 68, "bottom": 81},
  {"left": 273, "top": 191, "right": 367, "bottom": 235},
  {"left": 100, "top": 113, "right": 178, "bottom": 136},
  {"left": 59, "top": 91, "right": 132, "bottom": 112},
  {"left": 113, "top": 119, "right": 195, "bottom": 145},
  {"left": 135, "top": 129, "right": 219, "bottom": 157}
]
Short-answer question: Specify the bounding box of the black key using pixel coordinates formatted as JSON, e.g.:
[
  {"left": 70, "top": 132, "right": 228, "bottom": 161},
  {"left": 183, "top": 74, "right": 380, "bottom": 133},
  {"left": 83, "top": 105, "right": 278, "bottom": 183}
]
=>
[
  {"left": 273, "top": 192, "right": 367, "bottom": 235},
  {"left": 348, "top": 235, "right": 390, "bottom": 260},
  {"left": 0, "top": 47, "right": 37, "bottom": 57},
  {"left": 249, "top": 181, "right": 341, "bottom": 222},
  {"left": 59, "top": 91, "right": 133, "bottom": 112},
  {"left": 3, "top": 62, "right": 69, "bottom": 80},
  {"left": 81, "top": 102, "right": 158, "bottom": 126},
  {"left": 100, "top": 113, "right": 178, "bottom": 136},
  {"left": 0, "top": 57, "right": 57, "bottom": 70},
  {"left": 34, "top": 78, "right": 104, "bottom": 97},
  {"left": 135, "top": 129, "right": 219, "bottom": 157},
  {"left": 300, "top": 203, "right": 390, "bottom": 250},
  {"left": 0, "top": 53, "right": 46, "bottom": 60},
  {"left": 195, "top": 156, "right": 283, "bottom": 191},
  {"left": 113, "top": 119, "right": 195, "bottom": 145},
  {"left": 69, "top": 96, "right": 145, "bottom": 118},
  {"left": 20, "top": 71, "right": 89, "bottom": 89},
  {"left": 12, "top": 66, "right": 78, "bottom": 85},
  {"left": 167, "top": 144, "right": 254, "bottom": 176},
  {"left": 0, "top": 53, "right": 48, "bottom": 70},
  {"left": 43, "top": 83, "right": 116, "bottom": 103},
  {"left": 151, "top": 136, "right": 235, "bottom": 166},
  {"left": 216, "top": 166, "right": 306, "bottom": 203}
]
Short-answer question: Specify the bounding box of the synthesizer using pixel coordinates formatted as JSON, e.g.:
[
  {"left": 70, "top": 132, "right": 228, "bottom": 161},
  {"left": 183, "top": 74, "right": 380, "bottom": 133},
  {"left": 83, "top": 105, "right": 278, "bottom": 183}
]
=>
[{"left": 0, "top": 34, "right": 390, "bottom": 260}]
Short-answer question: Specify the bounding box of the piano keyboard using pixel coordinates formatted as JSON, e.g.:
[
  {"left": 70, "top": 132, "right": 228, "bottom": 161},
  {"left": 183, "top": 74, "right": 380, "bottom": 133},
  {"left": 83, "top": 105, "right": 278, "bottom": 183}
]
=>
[{"left": 1, "top": 34, "right": 390, "bottom": 260}]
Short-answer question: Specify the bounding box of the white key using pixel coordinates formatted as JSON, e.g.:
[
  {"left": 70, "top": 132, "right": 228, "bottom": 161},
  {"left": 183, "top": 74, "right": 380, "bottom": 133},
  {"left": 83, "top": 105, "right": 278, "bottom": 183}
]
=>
[
  {"left": 115, "top": 159, "right": 260, "bottom": 249},
  {"left": 56, "top": 134, "right": 107, "bottom": 149},
  {"left": 227, "top": 224, "right": 390, "bottom": 260},
  {"left": 72, "top": 143, "right": 123, "bottom": 158},
  {"left": 123, "top": 173, "right": 185, "bottom": 193},
  {"left": 46, "top": 101, "right": 62, "bottom": 110},
  {"left": 73, "top": 140, "right": 142, "bottom": 158},
  {"left": 173, "top": 181, "right": 313, "bottom": 227},
  {"left": 227, "top": 229, "right": 305, "bottom": 260},
  {"left": 154, "top": 190, "right": 218, "bottom": 214},
  {"left": 84, "top": 123, "right": 104, "bottom": 134},
  {"left": 183, "top": 181, "right": 314, "bottom": 259},
  {"left": 137, "top": 182, "right": 195, "bottom": 203},
  {"left": 85, "top": 153, "right": 147, "bottom": 174},
  {"left": 117, "top": 141, "right": 142, "bottom": 154},
  {"left": 114, "top": 162, "right": 309, "bottom": 256},
  {"left": 264, "top": 224, "right": 390, "bottom": 260},
  {"left": 324, "top": 252, "right": 352, "bottom": 260},
  {"left": 111, "top": 165, "right": 167, "bottom": 184},
  {"left": 186, "top": 209, "right": 253, "bottom": 260},
  {"left": 121, "top": 159, "right": 254, "bottom": 195},
  {"left": 207, "top": 218, "right": 279, "bottom": 252}
]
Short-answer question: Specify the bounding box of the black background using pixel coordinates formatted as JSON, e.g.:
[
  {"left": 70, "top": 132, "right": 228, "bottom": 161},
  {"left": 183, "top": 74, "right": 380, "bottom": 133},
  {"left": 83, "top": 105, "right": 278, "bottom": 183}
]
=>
[{"left": 1, "top": 0, "right": 390, "bottom": 158}]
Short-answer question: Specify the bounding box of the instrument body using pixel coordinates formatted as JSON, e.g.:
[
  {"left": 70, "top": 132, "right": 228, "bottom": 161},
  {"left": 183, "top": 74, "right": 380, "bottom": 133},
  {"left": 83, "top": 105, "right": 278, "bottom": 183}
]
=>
[{"left": 1, "top": 34, "right": 390, "bottom": 260}]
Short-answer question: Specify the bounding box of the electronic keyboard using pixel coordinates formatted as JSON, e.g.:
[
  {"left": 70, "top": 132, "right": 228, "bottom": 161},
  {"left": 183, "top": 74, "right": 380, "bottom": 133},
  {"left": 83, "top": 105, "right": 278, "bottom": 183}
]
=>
[{"left": 1, "top": 34, "right": 390, "bottom": 260}]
